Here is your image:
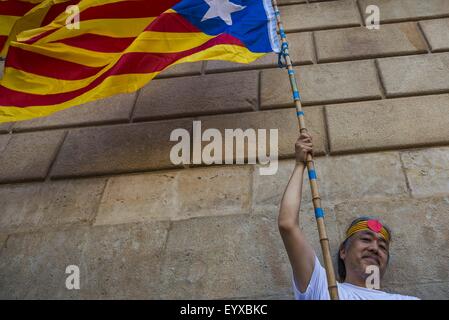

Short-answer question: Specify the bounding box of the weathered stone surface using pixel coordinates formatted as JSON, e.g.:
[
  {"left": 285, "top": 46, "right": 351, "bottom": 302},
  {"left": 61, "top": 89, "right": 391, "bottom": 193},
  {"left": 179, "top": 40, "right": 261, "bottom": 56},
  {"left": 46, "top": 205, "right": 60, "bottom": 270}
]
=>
[
  {"left": 51, "top": 119, "right": 192, "bottom": 178},
  {"left": 133, "top": 71, "right": 258, "bottom": 121},
  {"left": 419, "top": 18, "right": 449, "bottom": 52},
  {"left": 12, "top": 93, "right": 136, "bottom": 132},
  {"left": 261, "top": 60, "right": 381, "bottom": 108},
  {"left": 359, "top": 0, "right": 449, "bottom": 23},
  {"left": 0, "top": 178, "right": 106, "bottom": 234},
  {"left": 333, "top": 197, "right": 449, "bottom": 295},
  {"left": 0, "top": 130, "right": 66, "bottom": 183},
  {"left": 155, "top": 62, "right": 202, "bottom": 79},
  {"left": 378, "top": 53, "right": 449, "bottom": 97},
  {"left": 159, "top": 214, "right": 292, "bottom": 299},
  {"left": 95, "top": 166, "right": 252, "bottom": 225},
  {"left": 177, "top": 166, "right": 252, "bottom": 218},
  {"left": 0, "top": 60, "right": 4, "bottom": 79},
  {"left": 400, "top": 146, "right": 449, "bottom": 198},
  {"left": 326, "top": 94, "right": 449, "bottom": 154},
  {"left": 95, "top": 172, "right": 179, "bottom": 225},
  {"left": 280, "top": 0, "right": 360, "bottom": 32},
  {"left": 315, "top": 23, "right": 427, "bottom": 62},
  {"left": 0, "top": 221, "right": 169, "bottom": 299},
  {"left": 253, "top": 151, "right": 408, "bottom": 212},
  {"left": 198, "top": 107, "right": 327, "bottom": 160},
  {"left": 205, "top": 33, "right": 314, "bottom": 73}
]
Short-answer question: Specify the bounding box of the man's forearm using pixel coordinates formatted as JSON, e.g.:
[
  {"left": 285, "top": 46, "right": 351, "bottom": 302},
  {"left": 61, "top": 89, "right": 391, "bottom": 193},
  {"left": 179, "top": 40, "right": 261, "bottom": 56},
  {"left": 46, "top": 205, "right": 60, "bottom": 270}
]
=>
[{"left": 278, "top": 162, "right": 306, "bottom": 229}]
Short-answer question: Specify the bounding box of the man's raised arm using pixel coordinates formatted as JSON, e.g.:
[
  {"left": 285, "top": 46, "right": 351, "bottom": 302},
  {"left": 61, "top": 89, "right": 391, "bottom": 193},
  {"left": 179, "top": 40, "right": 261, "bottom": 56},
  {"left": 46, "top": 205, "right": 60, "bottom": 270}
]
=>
[{"left": 278, "top": 132, "right": 316, "bottom": 293}]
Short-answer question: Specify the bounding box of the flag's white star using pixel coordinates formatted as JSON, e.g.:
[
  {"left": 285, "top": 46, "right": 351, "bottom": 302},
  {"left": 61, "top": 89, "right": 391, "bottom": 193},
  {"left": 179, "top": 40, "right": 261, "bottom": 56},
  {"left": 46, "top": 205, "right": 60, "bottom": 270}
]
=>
[{"left": 201, "top": 0, "right": 246, "bottom": 26}]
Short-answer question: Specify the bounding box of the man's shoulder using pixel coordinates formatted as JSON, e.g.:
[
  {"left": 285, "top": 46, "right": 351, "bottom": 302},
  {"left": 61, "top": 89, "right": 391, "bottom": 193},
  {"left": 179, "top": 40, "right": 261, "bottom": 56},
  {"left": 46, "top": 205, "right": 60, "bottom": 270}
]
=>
[{"left": 338, "top": 283, "right": 420, "bottom": 300}]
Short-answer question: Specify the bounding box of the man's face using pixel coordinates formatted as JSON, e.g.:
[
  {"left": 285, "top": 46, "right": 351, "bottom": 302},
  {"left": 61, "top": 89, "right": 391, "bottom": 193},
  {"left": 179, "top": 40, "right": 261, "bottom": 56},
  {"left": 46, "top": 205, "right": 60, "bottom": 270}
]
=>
[{"left": 340, "top": 230, "right": 390, "bottom": 280}]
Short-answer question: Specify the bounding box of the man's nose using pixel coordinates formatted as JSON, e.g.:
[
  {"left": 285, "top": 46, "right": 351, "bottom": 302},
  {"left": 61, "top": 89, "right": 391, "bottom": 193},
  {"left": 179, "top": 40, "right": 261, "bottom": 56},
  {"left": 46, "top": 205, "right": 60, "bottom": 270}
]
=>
[{"left": 368, "top": 241, "right": 379, "bottom": 253}]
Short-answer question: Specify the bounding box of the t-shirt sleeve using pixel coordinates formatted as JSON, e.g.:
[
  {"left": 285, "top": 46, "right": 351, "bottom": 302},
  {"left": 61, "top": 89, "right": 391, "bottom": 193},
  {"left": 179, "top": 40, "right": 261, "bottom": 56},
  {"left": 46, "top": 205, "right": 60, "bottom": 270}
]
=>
[{"left": 292, "top": 255, "right": 331, "bottom": 300}]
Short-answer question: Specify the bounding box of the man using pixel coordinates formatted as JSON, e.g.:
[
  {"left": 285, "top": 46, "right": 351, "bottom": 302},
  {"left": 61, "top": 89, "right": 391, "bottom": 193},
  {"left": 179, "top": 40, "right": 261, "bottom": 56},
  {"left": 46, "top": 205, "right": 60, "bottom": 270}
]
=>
[{"left": 278, "top": 132, "right": 419, "bottom": 300}]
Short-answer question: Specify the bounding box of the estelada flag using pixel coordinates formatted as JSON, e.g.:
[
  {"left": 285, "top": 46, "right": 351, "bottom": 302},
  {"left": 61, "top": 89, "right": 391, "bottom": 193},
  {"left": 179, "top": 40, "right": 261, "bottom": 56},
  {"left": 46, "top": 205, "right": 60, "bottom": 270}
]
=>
[{"left": 0, "top": 0, "right": 280, "bottom": 122}]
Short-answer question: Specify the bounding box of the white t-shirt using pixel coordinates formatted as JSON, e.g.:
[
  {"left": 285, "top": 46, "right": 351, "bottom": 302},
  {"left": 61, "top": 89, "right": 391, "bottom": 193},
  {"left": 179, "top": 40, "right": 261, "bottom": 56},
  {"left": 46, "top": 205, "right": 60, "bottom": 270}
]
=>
[{"left": 293, "top": 256, "right": 420, "bottom": 300}]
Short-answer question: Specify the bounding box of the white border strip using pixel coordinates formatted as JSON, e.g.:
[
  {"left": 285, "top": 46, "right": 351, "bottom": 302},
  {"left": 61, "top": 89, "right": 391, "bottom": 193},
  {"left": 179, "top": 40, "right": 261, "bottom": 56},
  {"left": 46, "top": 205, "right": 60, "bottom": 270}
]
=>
[{"left": 262, "top": 0, "right": 280, "bottom": 53}]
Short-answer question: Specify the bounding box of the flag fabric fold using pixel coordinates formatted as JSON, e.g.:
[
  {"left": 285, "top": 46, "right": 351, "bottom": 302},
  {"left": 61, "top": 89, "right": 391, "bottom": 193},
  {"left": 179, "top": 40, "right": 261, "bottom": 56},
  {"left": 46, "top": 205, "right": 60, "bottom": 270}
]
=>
[{"left": 0, "top": 0, "right": 280, "bottom": 122}]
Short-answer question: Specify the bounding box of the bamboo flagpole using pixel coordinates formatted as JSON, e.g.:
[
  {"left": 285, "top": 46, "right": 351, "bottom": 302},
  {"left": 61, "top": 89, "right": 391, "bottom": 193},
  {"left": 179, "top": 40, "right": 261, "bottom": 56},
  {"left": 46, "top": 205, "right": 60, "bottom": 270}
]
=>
[{"left": 270, "top": 0, "right": 339, "bottom": 300}]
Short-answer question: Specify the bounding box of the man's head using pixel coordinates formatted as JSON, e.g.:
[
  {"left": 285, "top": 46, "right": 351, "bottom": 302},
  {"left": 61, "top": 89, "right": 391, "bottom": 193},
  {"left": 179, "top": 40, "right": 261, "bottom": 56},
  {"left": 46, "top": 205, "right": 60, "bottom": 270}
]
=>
[{"left": 337, "top": 217, "right": 392, "bottom": 283}]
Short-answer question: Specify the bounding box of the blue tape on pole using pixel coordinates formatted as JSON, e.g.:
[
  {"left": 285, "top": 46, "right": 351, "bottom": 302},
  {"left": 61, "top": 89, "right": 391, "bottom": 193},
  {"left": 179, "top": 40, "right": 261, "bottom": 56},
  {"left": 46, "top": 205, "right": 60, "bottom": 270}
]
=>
[
  {"left": 275, "top": 10, "right": 280, "bottom": 16},
  {"left": 297, "top": 111, "right": 304, "bottom": 117},
  {"left": 308, "top": 170, "right": 317, "bottom": 180},
  {"left": 315, "top": 208, "right": 325, "bottom": 219},
  {"left": 293, "top": 91, "right": 300, "bottom": 100},
  {"left": 288, "top": 70, "right": 295, "bottom": 75},
  {"left": 280, "top": 29, "right": 286, "bottom": 38}
]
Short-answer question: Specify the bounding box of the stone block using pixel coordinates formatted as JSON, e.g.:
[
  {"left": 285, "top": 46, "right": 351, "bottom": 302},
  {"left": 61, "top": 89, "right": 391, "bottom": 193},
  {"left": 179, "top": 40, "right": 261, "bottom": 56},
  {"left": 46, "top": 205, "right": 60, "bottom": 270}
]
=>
[
  {"left": 359, "top": 0, "right": 449, "bottom": 23},
  {"left": 0, "top": 130, "right": 66, "bottom": 183},
  {"left": 400, "top": 146, "right": 449, "bottom": 198},
  {"left": 0, "top": 221, "right": 169, "bottom": 299},
  {"left": 261, "top": 60, "right": 381, "bottom": 108},
  {"left": 280, "top": 0, "right": 360, "bottom": 32},
  {"left": 315, "top": 22, "right": 427, "bottom": 62},
  {"left": 326, "top": 94, "right": 449, "bottom": 154},
  {"left": 377, "top": 53, "right": 449, "bottom": 97},
  {"left": 134, "top": 71, "right": 258, "bottom": 121},
  {"left": 0, "top": 178, "right": 107, "bottom": 234},
  {"left": 50, "top": 119, "right": 192, "bottom": 178},
  {"left": 419, "top": 18, "right": 449, "bottom": 52}
]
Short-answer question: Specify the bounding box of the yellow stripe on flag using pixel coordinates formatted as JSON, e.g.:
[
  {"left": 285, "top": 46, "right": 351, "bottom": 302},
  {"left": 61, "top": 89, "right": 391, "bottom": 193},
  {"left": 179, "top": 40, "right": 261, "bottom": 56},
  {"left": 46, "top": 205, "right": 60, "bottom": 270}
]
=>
[
  {"left": 0, "top": 15, "right": 21, "bottom": 36},
  {"left": 0, "top": 45, "right": 264, "bottom": 123}
]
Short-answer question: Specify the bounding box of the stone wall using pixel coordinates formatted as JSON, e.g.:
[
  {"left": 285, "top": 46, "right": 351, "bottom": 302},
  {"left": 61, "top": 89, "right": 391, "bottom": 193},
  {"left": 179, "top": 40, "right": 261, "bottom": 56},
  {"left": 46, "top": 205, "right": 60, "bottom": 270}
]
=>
[{"left": 1, "top": 0, "right": 449, "bottom": 299}]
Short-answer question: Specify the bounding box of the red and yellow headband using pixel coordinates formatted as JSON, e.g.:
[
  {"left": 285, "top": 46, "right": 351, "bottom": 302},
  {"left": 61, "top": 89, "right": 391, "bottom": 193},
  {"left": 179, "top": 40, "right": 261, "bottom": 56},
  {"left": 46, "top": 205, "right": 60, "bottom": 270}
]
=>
[{"left": 345, "top": 219, "right": 390, "bottom": 243}]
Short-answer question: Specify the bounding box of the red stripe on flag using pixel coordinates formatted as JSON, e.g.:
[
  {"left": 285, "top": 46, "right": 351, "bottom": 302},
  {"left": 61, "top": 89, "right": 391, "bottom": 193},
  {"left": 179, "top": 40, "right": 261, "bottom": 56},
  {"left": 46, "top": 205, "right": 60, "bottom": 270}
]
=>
[
  {"left": 6, "top": 46, "right": 105, "bottom": 80},
  {"left": 54, "top": 33, "right": 135, "bottom": 53},
  {"left": 50, "top": 12, "right": 201, "bottom": 53},
  {"left": 0, "top": 34, "right": 245, "bottom": 107},
  {"left": 0, "top": 0, "right": 37, "bottom": 16},
  {"left": 41, "top": 0, "right": 81, "bottom": 26},
  {"left": 22, "top": 28, "right": 59, "bottom": 45},
  {"left": 81, "top": 0, "right": 181, "bottom": 20},
  {"left": 146, "top": 12, "right": 201, "bottom": 32}
]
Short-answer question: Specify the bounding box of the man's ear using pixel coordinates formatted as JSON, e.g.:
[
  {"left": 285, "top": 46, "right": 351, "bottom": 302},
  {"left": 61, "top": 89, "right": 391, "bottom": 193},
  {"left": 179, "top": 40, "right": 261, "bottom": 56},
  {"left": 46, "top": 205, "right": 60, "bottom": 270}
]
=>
[{"left": 339, "top": 242, "right": 347, "bottom": 260}]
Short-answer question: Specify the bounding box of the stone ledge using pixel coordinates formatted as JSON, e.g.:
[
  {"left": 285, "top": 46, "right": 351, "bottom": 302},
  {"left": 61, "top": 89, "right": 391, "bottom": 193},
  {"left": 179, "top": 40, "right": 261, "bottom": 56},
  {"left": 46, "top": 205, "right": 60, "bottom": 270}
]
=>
[
  {"left": 50, "top": 119, "right": 193, "bottom": 179},
  {"left": 377, "top": 53, "right": 449, "bottom": 97},
  {"left": 261, "top": 60, "right": 381, "bottom": 109},
  {"left": 0, "top": 130, "right": 66, "bottom": 184},
  {"left": 133, "top": 71, "right": 259, "bottom": 121},
  {"left": 326, "top": 94, "right": 449, "bottom": 154},
  {"left": 419, "top": 18, "right": 449, "bottom": 52},
  {"left": 315, "top": 22, "right": 427, "bottom": 63}
]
